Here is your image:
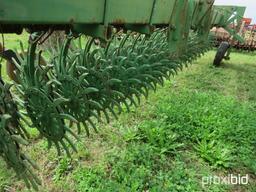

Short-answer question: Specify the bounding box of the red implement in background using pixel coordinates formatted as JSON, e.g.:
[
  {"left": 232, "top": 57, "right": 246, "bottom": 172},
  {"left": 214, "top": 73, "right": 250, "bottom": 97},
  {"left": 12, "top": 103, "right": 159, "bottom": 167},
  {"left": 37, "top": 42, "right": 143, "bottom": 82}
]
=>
[
  {"left": 242, "top": 18, "right": 252, "bottom": 26},
  {"left": 212, "top": 18, "right": 256, "bottom": 52},
  {"left": 253, "top": 24, "right": 256, "bottom": 31}
]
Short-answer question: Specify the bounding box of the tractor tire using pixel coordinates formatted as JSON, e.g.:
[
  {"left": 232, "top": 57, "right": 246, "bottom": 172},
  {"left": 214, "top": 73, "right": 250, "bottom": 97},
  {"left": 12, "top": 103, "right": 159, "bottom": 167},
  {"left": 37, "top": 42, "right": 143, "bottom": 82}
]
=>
[{"left": 213, "top": 41, "right": 230, "bottom": 67}]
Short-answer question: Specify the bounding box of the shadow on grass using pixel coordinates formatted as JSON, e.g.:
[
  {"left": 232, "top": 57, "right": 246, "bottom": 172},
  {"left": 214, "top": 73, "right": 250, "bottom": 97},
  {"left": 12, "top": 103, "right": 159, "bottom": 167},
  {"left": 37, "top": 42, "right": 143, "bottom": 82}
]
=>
[{"left": 221, "top": 63, "right": 255, "bottom": 73}]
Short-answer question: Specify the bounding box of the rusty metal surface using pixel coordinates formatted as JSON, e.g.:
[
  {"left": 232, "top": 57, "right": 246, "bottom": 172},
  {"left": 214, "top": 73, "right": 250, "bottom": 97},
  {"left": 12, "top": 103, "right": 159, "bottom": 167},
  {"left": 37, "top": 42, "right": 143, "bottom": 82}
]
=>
[{"left": 212, "top": 27, "right": 256, "bottom": 51}]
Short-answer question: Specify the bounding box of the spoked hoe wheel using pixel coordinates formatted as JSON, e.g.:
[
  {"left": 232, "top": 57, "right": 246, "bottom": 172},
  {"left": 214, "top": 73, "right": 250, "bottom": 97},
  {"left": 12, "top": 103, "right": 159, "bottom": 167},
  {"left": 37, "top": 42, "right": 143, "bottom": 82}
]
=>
[{"left": 213, "top": 41, "right": 230, "bottom": 67}]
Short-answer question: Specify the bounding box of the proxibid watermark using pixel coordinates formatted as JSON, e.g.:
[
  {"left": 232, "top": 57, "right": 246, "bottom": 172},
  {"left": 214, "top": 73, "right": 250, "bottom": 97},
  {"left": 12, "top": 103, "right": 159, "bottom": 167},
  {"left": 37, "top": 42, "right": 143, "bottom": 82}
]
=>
[{"left": 202, "top": 174, "right": 249, "bottom": 187}]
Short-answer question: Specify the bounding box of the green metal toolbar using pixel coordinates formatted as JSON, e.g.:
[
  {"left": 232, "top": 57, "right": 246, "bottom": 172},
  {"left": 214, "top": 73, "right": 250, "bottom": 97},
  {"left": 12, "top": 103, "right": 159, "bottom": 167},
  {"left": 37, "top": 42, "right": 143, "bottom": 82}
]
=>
[{"left": 0, "top": 0, "right": 247, "bottom": 190}]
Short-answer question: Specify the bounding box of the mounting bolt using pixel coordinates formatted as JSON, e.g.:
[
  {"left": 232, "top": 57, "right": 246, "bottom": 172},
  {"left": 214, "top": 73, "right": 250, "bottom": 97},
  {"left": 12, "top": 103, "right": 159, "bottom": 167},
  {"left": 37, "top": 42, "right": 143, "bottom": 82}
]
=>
[{"left": 169, "top": 24, "right": 176, "bottom": 30}]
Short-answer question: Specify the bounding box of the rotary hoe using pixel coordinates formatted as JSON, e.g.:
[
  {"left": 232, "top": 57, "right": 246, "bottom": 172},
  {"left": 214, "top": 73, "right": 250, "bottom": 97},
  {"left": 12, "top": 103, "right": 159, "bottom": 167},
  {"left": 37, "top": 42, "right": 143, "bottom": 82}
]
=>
[{"left": 0, "top": 0, "right": 246, "bottom": 190}]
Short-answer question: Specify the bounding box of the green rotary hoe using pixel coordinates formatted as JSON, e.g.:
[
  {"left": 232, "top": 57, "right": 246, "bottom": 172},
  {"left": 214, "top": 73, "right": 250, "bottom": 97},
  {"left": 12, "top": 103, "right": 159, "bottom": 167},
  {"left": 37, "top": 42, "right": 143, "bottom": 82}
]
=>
[{"left": 0, "top": 0, "right": 245, "bottom": 190}]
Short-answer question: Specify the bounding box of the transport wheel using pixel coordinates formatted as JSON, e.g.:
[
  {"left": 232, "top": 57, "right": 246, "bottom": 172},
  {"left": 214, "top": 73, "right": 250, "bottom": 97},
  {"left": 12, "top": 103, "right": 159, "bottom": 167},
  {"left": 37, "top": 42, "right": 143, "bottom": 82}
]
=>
[{"left": 213, "top": 41, "right": 230, "bottom": 67}]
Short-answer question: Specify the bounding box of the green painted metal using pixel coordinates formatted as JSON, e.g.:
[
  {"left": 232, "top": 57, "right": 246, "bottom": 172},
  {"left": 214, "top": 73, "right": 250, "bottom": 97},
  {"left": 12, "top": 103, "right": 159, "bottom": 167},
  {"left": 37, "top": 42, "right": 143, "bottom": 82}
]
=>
[
  {"left": 151, "top": 0, "right": 176, "bottom": 24},
  {"left": 0, "top": 0, "right": 105, "bottom": 24},
  {"left": 104, "top": 0, "right": 155, "bottom": 24},
  {"left": 196, "top": 1, "right": 215, "bottom": 42},
  {"left": 0, "top": 0, "right": 247, "bottom": 190},
  {"left": 192, "top": 0, "right": 214, "bottom": 30},
  {"left": 0, "top": 0, "right": 176, "bottom": 25},
  {"left": 225, "top": 27, "right": 245, "bottom": 43},
  {"left": 167, "top": 0, "right": 214, "bottom": 56},
  {"left": 168, "top": 0, "right": 189, "bottom": 55},
  {"left": 0, "top": 1, "right": 244, "bottom": 27},
  {"left": 0, "top": 0, "right": 244, "bottom": 42},
  {"left": 212, "top": 5, "right": 246, "bottom": 28},
  {"left": 211, "top": 5, "right": 246, "bottom": 43}
]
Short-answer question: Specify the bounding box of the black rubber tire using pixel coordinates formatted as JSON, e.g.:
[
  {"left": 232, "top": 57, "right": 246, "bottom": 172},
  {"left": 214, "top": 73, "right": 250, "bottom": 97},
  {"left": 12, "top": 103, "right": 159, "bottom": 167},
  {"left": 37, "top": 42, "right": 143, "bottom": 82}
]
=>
[{"left": 213, "top": 41, "right": 230, "bottom": 67}]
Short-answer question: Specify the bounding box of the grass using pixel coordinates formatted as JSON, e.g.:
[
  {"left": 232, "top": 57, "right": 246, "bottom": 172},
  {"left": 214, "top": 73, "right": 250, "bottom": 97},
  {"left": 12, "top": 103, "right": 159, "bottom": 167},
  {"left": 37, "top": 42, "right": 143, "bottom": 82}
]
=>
[{"left": 0, "top": 35, "right": 256, "bottom": 192}]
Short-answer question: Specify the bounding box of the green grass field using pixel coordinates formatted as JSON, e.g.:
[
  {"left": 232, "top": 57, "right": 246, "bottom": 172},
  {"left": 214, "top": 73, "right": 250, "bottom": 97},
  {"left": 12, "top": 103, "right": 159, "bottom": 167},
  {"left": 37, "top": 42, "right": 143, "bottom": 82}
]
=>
[{"left": 0, "top": 40, "right": 256, "bottom": 192}]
